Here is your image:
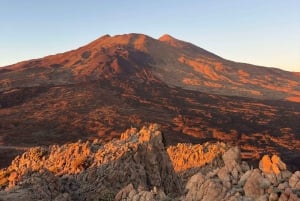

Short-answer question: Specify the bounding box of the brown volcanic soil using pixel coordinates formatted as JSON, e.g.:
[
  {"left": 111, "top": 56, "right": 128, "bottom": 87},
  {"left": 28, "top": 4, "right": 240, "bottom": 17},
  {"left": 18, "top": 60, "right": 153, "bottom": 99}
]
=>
[{"left": 0, "top": 33, "right": 299, "bottom": 169}]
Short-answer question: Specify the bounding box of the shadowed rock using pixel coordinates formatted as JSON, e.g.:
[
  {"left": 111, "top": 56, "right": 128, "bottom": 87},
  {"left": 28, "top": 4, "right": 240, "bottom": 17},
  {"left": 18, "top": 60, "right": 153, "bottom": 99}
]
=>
[
  {"left": 0, "top": 125, "right": 299, "bottom": 201},
  {"left": 0, "top": 124, "right": 182, "bottom": 200}
]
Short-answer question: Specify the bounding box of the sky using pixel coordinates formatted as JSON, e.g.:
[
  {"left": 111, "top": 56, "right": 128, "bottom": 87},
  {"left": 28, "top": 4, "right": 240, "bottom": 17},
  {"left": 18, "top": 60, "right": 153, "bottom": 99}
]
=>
[{"left": 0, "top": 0, "right": 299, "bottom": 72}]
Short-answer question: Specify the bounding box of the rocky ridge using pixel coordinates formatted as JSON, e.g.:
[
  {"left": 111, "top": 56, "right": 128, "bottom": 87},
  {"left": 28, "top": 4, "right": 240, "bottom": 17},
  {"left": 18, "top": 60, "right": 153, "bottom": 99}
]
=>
[{"left": 0, "top": 124, "right": 299, "bottom": 201}]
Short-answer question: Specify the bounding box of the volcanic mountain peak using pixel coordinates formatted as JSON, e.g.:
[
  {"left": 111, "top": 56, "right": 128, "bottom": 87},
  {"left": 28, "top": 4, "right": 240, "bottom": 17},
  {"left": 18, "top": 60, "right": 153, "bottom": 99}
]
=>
[
  {"left": 1, "top": 33, "right": 300, "bottom": 102},
  {"left": 158, "top": 33, "right": 193, "bottom": 49},
  {"left": 159, "top": 34, "right": 177, "bottom": 42},
  {"left": 89, "top": 33, "right": 154, "bottom": 48},
  {"left": 71, "top": 33, "right": 153, "bottom": 58}
]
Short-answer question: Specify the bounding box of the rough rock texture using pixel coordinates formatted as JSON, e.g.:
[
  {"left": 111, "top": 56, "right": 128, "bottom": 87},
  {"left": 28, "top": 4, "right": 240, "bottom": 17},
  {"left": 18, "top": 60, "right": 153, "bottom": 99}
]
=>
[
  {"left": 243, "top": 169, "right": 268, "bottom": 198},
  {"left": 0, "top": 170, "right": 71, "bottom": 201},
  {"left": 115, "top": 183, "right": 168, "bottom": 201},
  {"left": 167, "top": 142, "right": 226, "bottom": 172},
  {"left": 181, "top": 149, "right": 300, "bottom": 201},
  {"left": 0, "top": 125, "right": 299, "bottom": 201},
  {"left": 259, "top": 154, "right": 287, "bottom": 175},
  {"left": 0, "top": 124, "right": 182, "bottom": 200},
  {"left": 183, "top": 172, "right": 228, "bottom": 201},
  {"left": 289, "top": 171, "right": 300, "bottom": 190}
]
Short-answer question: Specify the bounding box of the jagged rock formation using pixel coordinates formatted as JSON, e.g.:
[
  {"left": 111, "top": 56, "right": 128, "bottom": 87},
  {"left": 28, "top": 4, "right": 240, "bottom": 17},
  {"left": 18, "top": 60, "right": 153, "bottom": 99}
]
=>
[
  {"left": 0, "top": 124, "right": 182, "bottom": 200},
  {"left": 167, "top": 142, "right": 227, "bottom": 173},
  {"left": 0, "top": 125, "right": 299, "bottom": 201}
]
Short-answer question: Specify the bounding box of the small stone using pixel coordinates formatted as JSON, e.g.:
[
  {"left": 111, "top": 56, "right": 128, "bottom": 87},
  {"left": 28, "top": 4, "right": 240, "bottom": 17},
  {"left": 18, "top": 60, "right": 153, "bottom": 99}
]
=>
[
  {"left": 218, "top": 167, "right": 230, "bottom": 182},
  {"left": 222, "top": 147, "right": 241, "bottom": 171},
  {"left": 238, "top": 170, "right": 252, "bottom": 187},
  {"left": 260, "top": 178, "right": 271, "bottom": 189},
  {"left": 265, "top": 173, "right": 279, "bottom": 185},
  {"left": 278, "top": 182, "right": 289, "bottom": 190},
  {"left": 281, "top": 170, "right": 292, "bottom": 181},
  {"left": 269, "top": 192, "right": 279, "bottom": 201}
]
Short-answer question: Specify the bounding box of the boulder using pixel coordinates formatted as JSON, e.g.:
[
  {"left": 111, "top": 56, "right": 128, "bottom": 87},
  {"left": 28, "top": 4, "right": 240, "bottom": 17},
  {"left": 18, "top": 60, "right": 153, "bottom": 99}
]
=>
[
  {"left": 184, "top": 172, "right": 228, "bottom": 201},
  {"left": 222, "top": 146, "right": 241, "bottom": 172},
  {"left": 243, "top": 169, "right": 267, "bottom": 199},
  {"left": 289, "top": 171, "right": 300, "bottom": 190},
  {"left": 259, "top": 154, "right": 287, "bottom": 175},
  {"left": 259, "top": 155, "right": 273, "bottom": 174},
  {"left": 217, "top": 147, "right": 243, "bottom": 186}
]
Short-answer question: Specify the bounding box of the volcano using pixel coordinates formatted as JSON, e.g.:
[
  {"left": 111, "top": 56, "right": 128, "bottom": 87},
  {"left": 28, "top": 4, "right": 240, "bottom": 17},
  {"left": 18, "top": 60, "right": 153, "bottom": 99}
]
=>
[{"left": 0, "top": 33, "right": 299, "bottom": 168}]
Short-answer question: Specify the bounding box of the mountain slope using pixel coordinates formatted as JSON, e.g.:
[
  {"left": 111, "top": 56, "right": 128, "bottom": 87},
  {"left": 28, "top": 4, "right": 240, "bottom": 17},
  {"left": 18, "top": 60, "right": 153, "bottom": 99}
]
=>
[
  {"left": 0, "top": 33, "right": 299, "bottom": 169},
  {"left": 1, "top": 33, "right": 299, "bottom": 101}
]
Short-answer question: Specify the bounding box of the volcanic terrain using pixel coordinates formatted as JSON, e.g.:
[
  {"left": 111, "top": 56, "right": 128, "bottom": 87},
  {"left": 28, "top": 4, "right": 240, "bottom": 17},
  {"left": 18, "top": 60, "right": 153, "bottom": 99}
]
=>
[{"left": 0, "top": 33, "right": 299, "bottom": 169}]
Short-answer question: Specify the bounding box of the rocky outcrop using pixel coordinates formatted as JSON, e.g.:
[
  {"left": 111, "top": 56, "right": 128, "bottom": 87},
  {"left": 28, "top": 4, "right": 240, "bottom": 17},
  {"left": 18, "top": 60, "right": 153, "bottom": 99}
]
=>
[
  {"left": 183, "top": 172, "right": 228, "bottom": 201},
  {"left": 0, "top": 124, "right": 299, "bottom": 201},
  {"left": 0, "top": 124, "right": 181, "bottom": 200},
  {"left": 181, "top": 149, "right": 300, "bottom": 201},
  {"left": 243, "top": 169, "right": 269, "bottom": 198},
  {"left": 167, "top": 142, "right": 226, "bottom": 172},
  {"left": 259, "top": 154, "right": 287, "bottom": 175}
]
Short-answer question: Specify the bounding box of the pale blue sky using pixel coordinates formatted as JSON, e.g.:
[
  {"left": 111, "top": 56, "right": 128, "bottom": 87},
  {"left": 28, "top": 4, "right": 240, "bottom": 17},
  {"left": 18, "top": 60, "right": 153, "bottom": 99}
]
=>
[{"left": 0, "top": 0, "right": 299, "bottom": 72}]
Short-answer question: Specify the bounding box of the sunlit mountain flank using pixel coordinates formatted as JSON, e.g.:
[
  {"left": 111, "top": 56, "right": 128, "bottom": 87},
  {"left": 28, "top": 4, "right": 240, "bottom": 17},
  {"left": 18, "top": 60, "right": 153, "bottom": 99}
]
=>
[{"left": 1, "top": 33, "right": 299, "bottom": 168}]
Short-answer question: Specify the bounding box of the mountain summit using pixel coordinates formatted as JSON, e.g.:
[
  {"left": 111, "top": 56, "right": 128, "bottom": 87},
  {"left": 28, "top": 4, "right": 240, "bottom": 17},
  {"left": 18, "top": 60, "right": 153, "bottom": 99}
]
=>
[
  {"left": 1, "top": 33, "right": 299, "bottom": 101},
  {"left": 0, "top": 33, "right": 299, "bottom": 169},
  {"left": 158, "top": 34, "right": 186, "bottom": 47}
]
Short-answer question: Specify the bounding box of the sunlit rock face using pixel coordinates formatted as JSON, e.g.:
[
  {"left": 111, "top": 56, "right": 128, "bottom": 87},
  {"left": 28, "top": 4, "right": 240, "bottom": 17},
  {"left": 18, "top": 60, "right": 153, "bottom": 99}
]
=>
[
  {"left": 0, "top": 125, "right": 299, "bottom": 200},
  {"left": 167, "top": 142, "right": 227, "bottom": 172},
  {"left": 259, "top": 154, "right": 287, "bottom": 175}
]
